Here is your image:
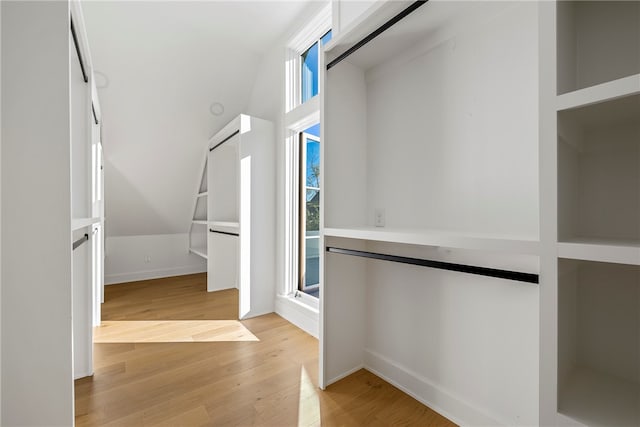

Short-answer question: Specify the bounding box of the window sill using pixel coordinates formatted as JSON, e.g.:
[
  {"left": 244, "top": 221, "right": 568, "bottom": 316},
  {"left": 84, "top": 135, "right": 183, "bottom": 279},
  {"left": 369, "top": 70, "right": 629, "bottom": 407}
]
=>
[{"left": 275, "top": 294, "right": 319, "bottom": 338}]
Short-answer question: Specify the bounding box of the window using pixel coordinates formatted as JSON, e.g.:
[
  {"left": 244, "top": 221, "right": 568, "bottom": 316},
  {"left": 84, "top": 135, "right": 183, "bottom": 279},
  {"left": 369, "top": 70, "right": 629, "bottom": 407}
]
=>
[
  {"left": 300, "top": 30, "right": 332, "bottom": 103},
  {"left": 283, "top": 4, "right": 331, "bottom": 306},
  {"left": 299, "top": 124, "right": 321, "bottom": 297}
]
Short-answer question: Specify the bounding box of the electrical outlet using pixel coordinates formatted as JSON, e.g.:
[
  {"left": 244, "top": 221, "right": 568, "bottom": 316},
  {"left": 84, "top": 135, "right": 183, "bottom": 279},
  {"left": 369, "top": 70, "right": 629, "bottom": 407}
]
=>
[
  {"left": 144, "top": 256, "right": 151, "bottom": 263},
  {"left": 374, "top": 208, "right": 385, "bottom": 227}
]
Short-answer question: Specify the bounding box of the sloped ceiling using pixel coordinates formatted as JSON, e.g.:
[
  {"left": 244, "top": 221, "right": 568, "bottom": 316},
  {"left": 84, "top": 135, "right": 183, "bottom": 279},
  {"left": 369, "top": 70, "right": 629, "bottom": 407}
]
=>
[{"left": 82, "top": 1, "right": 309, "bottom": 237}]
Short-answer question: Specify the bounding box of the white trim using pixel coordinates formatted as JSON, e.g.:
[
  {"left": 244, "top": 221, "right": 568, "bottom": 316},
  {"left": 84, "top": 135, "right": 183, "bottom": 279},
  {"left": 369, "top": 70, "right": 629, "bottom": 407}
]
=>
[
  {"left": 325, "top": 364, "right": 365, "bottom": 388},
  {"left": 364, "top": 349, "right": 507, "bottom": 427},
  {"left": 284, "top": 129, "right": 300, "bottom": 296},
  {"left": 288, "top": 3, "right": 331, "bottom": 52},
  {"left": 275, "top": 294, "right": 319, "bottom": 338},
  {"left": 285, "top": 94, "right": 320, "bottom": 130},
  {"left": 105, "top": 265, "right": 206, "bottom": 285}
]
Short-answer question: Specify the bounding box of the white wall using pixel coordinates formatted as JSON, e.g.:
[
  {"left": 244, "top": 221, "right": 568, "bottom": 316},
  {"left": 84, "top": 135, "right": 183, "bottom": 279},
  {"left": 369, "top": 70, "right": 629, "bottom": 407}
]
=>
[
  {"left": 1, "top": 2, "right": 74, "bottom": 424},
  {"left": 105, "top": 234, "right": 206, "bottom": 285},
  {"left": 245, "top": 1, "right": 327, "bottom": 336},
  {"left": 81, "top": 1, "right": 309, "bottom": 239}
]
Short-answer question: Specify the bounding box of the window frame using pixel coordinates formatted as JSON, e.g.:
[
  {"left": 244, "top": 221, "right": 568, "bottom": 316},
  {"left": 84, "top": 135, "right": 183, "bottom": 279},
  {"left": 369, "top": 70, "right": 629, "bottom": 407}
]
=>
[
  {"left": 283, "top": 3, "right": 331, "bottom": 303},
  {"left": 299, "top": 131, "right": 321, "bottom": 293},
  {"left": 285, "top": 3, "right": 331, "bottom": 113}
]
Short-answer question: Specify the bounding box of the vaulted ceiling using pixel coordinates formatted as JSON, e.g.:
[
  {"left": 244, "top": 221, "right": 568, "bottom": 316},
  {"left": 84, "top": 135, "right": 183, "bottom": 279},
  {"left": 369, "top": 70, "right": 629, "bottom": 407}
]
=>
[{"left": 82, "top": 1, "right": 310, "bottom": 236}]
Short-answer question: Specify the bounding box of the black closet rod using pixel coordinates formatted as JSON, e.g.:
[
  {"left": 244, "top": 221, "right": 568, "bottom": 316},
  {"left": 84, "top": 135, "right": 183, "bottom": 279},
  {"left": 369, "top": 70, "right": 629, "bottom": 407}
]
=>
[
  {"left": 326, "top": 0, "right": 429, "bottom": 71},
  {"left": 326, "top": 247, "right": 539, "bottom": 284},
  {"left": 70, "top": 16, "right": 89, "bottom": 83},
  {"left": 209, "top": 130, "right": 240, "bottom": 152},
  {"left": 92, "top": 103, "right": 99, "bottom": 125},
  {"left": 73, "top": 233, "right": 89, "bottom": 251},
  {"left": 209, "top": 228, "right": 239, "bottom": 237}
]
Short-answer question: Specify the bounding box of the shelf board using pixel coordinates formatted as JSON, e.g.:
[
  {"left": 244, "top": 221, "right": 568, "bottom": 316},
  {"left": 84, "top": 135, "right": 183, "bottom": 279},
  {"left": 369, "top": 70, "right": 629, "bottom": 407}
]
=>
[
  {"left": 196, "top": 192, "right": 208, "bottom": 198},
  {"left": 71, "top": 217, "right": 101, "bottom": 231},
  {"left": 192, "top": 220, "right": 207, "bottom": 225},
  {"left": 210, "top": 220, "right": 239, "bottom": 228},
  {"left": 323, "top": 227, "right": 539, "bottom": 255},
  {"left": 559, "top": 367, "right": 639, "bottom": 427},
  {"left": 209, "top": 221, "right": 240, "bottom": 234},
  {"left": 558, "top": 238, "right": 640, "bottom": 265},
  {"left": 556, "top": 73, "right": 640, "bottom": 112},
  {"left": 189, "top": 247, "right": 207, "bottom": 260}
]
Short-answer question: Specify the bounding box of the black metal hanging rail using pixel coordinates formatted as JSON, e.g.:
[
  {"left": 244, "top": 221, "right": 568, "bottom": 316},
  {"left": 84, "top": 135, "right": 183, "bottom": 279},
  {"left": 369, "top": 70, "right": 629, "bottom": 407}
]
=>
[
  {"left": 73, "top": 234, "right": 89, "bottom": 251},
  {"left": 209, "top": 228, "right": 239, "bottom": 237},
  {"left": 70, "top": 16, "right": 89, "bottom": 83},
  {"left": 326, "top": 247, "right": 539, "bottom": 284},
  {"left": 92, "top": 103, "right": 99, "bottom": 125},
  {"left": 210, "top": 130, "right": 240, "bottom": 152},
  {"left": 326, "top": 0, "right": 429, "bottom": 71}
]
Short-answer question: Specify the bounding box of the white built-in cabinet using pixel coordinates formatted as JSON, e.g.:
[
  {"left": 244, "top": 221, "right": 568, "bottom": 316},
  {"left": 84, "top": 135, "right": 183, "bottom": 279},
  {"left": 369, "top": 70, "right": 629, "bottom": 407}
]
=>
[
  {"left": 70, "top": 2, "right": 105, "bottom": 380},
  {"left": 321, "top": 0, "right": 638, "bottom": 425},
  {"left": 321, "top": 2, "right": 541, "bottom": 425},
  {"left": 190, "top": 115, "right": 275, "bottom": 319},
  {"left": 540, "top": 2, "right": 640, "bottom": 426}
]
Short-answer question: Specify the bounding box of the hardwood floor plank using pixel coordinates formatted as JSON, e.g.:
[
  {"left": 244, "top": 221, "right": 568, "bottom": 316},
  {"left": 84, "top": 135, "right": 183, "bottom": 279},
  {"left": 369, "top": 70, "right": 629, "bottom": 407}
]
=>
[{"left": 76, "top": 273, "right": 455, "bottom": 426}]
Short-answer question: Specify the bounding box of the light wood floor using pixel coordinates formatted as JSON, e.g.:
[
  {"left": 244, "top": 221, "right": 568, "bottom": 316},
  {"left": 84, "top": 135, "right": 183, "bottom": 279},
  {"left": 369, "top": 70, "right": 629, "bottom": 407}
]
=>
[{"left": 75, "top": 273, "right": 456, "bottom": 426}]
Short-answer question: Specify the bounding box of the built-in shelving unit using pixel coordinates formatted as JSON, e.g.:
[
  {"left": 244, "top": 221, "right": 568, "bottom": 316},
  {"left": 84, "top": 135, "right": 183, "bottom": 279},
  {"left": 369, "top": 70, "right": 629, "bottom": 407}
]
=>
[
  {"left": 321, "top": 2, "right": 541, "bottom": 425},
  {"left": 189, "top": 221, "right": 208, "bottom": 260},
  {"left": 541, "top": 2, "right": 640, "bottom": 426},
  {"left": 68, "top": 1, "right": 106, "bottom": 382},
  {"left": 189, "top": 156, "right": 208, "bottom": 260},
  {"left": 206, "top": 115, "right": 275, "bottom": 319},
  {"left": 557, "top": 259, "right": 639, "bottom": 427}
]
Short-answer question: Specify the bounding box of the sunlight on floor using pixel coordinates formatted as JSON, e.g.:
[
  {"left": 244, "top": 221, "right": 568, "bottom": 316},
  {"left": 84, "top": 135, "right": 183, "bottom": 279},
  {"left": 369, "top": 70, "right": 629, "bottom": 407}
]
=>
[
  {"left": 298, "top": 366, "right": 321, "bottom": 427},
  {"left": 94, "top": 320, "right": 259, "bottom": 343}
]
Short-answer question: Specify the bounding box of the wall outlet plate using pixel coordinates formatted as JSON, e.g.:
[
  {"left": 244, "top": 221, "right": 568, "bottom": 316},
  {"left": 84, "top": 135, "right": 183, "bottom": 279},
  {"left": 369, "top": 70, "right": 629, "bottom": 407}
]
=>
[{"left": 374, "top": 208, "right": 385, "bottom": 227}]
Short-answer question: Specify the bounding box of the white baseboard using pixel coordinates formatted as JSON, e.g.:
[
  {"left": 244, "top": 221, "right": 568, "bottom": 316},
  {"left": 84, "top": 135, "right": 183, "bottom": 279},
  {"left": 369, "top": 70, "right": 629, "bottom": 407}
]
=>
[
  {"left": 325, "top": 364, "right": 364, "bottom": 389},
  {"left": 105, "top": 265, "right": 207, "bottom": 285},
  {"left": 275, "top": 294, "right": 319, "bottom": 338},
  {"left": 364, "top": 348, "right": 506, "bottom": 427}
]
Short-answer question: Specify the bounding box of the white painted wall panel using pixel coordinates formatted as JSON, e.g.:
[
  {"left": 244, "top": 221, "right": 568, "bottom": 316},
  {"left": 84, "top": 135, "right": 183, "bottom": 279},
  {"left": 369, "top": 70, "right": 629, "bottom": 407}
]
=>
[
  {"left": 366, "top": 3, "right": 539, "bottom": 237},
  {"left": 105, "top": 234, "right": 206, "bottom": 285},
  {"left": 1, "top": 2, "right": 74, "bottom": 424}
]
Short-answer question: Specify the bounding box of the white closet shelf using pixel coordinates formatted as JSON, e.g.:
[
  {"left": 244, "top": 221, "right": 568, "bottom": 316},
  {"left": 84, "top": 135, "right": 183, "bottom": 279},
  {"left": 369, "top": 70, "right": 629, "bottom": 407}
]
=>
[
  {"left": 71, "top": 217, "right": 101, "bottom": 231},
  {"left": 210, "top": 221, "right": 239, "bottom": 229},
  {"left": 192, "top": 220, "right": 208, "bottom": 225},
  {"left": 556, "top": 73, "right": 640, "bottom": 111},
  {"left": 323, "top": 227, "right": 539, "bottom": 255},
  {"left": 189, "top": 247, "right": 207, "bottom": 260},
  {"left": 558, "top": 238, "right": 640, "bottom": 265},
  {"left": 559, "top": 367, "right": 640, "bottom": 427}
]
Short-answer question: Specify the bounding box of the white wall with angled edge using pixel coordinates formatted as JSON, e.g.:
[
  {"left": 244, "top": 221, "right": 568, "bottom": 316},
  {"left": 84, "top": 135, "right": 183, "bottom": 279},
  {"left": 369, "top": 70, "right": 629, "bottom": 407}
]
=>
[
  {"left": 81, "top": 1, "right": 311, "bottom": 284},
  {"left": 82, "top": 1, "right": 309, "bottom": 239},
  {"left": 105, "top": 234, "right": 206, "bottom": 285}
]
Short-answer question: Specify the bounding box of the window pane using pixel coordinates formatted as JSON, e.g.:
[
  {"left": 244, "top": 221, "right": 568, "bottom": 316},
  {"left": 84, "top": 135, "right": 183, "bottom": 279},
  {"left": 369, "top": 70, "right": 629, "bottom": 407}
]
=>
[
  {"left": 301, "top": 42, "right": 319, "bottom": 103},
  {"left": 306, "top": 139, "right": 320, "bottom": 188},
  {"left": 320, "top": 30, "right": 332, "bottom": 46},
  {"left": 306, "top": 190, "right": 319, "bottom": 232},
  {"left": 304, "top": 238, "right": 320, "bottom": 287}
]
